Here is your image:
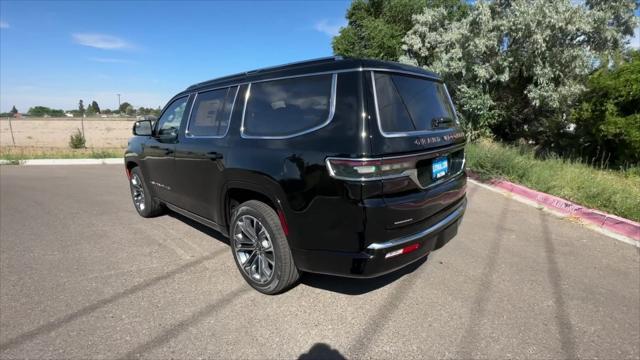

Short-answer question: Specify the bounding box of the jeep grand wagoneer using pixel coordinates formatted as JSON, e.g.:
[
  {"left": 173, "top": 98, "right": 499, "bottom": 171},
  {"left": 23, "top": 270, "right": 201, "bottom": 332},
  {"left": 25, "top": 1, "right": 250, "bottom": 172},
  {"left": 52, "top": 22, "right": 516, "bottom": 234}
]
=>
[{"left": 125, "top": 57, "right": 467, "bottom": 294}]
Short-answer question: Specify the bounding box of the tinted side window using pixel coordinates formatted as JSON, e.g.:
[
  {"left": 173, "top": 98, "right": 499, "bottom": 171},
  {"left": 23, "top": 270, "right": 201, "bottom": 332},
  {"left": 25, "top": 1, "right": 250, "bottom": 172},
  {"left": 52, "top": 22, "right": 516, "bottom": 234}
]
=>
[
  {"left": 187, "top": 86, "right": 238, "bottom": 137},
  {"left": 157, "top": 97, "right": 188, "bottom": 136},
  {"left": 374, "top": 72, "right": 455, "bottom": 134},
  {"left": 243, "top": 74, "right": 334, "bottom": 137}
]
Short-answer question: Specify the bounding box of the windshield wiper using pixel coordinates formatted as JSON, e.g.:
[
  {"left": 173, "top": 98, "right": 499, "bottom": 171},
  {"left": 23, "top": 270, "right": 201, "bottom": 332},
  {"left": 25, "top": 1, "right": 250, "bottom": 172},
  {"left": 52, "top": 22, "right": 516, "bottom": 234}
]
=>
[{"left": 431, "top": 117, "right": 454, "bottom": 128}]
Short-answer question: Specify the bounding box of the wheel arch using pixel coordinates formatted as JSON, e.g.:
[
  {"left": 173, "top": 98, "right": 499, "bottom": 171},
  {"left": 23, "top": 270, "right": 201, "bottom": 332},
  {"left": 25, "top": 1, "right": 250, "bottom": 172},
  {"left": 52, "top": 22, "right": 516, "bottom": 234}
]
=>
[
  {"left": 125, "top": 159, "right": 139, "bottom": 178},
  {"left": 222, "top": 180, "right": 288, "bottom": 233}
]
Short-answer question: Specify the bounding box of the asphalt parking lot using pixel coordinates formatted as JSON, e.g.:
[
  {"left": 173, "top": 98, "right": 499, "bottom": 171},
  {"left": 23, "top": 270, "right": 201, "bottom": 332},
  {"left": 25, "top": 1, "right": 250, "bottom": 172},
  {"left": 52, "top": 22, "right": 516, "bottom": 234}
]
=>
[{"left": 0, "top": 165, "right": 638, "bottom": 359}]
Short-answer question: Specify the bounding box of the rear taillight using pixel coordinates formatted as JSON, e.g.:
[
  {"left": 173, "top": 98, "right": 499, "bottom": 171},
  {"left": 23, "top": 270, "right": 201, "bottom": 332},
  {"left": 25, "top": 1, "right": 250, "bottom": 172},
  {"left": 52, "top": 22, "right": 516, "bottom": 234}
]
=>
[{"left": 325, "top": 157, "right": 416, "bottom": 181}]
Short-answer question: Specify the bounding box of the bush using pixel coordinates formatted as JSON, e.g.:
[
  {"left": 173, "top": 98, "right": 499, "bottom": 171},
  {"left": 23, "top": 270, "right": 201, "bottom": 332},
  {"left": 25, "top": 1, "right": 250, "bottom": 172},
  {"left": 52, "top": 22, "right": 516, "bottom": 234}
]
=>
[{"left": 69, "top": 129, "right": 86, "bottom": 149}]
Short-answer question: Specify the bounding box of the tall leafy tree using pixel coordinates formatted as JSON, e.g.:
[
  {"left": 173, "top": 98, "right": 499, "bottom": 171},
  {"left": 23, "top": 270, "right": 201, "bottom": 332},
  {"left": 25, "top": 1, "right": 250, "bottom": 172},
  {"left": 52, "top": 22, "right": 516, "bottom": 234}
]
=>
[
  {"left": 401, "top": 0, "right": 638, "bottom": 141},
  {"left": 86, "top": 102, "right": 96, "bottom": 116},
  {"left": 91, "top": 101, "right": 100, "bottom": 114},
  {"left": 125, "top": 105, "right": 135, "bottom": 116},
  {"left": 119, "top": 102, "right": 132, "bottom": 114},
  {"left": 332, "top": 0, "right": 469, "bottom": 60},
  {"left": 10, "top": 106, "right": 18, "bottom": 115},
  {"left": 570, "top": 51, "right": 640, "bottom": 165},
  {"left": 78, "top": 100, "right": 85, "bottom": 117}
]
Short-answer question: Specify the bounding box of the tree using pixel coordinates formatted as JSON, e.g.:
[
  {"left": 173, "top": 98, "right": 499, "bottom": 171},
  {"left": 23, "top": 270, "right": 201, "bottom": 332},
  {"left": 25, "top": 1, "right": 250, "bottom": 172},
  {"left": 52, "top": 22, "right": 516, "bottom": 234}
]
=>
[
  {"left": 27, "top": 106, "right": 63, "bottom": 117},
  {"left": 78, "top": 100, "right": 85, "bottom": 117},
  {"left": 49, "top": 109, "right": 64, "bottom": 117},
  {"left": 569, "top": 51, "right": 640, "bottom": 165},
  {"left": 400, "top": 0, "right": 638, "bottom": 141},
  {"left": 125, "top": 105, "right": 135, "bottom": 116},
  {"left": 119, "top": 102, "right": 132, "bottom": 114},
  {"left": 332, "top": 0, "right": 469, "bottom": 60},
  {"left": 91, "top": 101, "right": 100, "bottom": 114},
  {"left": 86, "top": 102, "right": 96, "bottom": 116},
  {"left": 10, "top": 106, "right": 18, "bottom": 115}
]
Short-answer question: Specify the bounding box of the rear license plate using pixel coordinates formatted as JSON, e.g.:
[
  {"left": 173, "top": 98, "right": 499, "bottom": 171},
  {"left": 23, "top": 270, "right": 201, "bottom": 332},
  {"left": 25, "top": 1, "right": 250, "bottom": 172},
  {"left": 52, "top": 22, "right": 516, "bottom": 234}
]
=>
[{"left": 432, "top": 156, "right": 448, "bottom": 180}]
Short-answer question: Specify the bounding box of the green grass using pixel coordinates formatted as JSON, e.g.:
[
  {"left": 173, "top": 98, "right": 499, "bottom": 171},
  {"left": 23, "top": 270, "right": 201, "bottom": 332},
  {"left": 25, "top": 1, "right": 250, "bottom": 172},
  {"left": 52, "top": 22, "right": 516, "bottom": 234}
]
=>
[
  {"left": 466, "top": 139, "right": 640, "bottom": 221},
  {"left": 0, "top": 147, "right": 123, "bottom": 161}
]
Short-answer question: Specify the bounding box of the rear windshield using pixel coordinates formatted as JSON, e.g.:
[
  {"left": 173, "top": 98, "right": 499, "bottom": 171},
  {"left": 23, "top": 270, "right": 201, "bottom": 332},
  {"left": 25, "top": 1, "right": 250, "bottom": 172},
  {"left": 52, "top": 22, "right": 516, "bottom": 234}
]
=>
[{"left": 373, "top": 72, "right": 456, "bottom": 135}]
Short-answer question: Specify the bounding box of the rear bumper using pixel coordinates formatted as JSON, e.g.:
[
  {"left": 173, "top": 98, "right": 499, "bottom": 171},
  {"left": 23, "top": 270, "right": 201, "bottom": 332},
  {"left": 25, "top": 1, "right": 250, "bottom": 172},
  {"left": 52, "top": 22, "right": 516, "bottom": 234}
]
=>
[{"left": 293, "top": 197, "right": 466, "bottom": 278}]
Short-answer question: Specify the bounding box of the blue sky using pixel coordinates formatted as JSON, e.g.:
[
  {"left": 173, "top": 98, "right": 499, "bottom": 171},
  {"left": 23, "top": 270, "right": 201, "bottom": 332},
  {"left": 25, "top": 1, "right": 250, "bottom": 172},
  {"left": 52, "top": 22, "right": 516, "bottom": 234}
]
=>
[
  {"left": 0, "top": 1, "right": 350, "bottom": 112},
  {"left": 0, "top": 1, "right": 638, "bottom": 113}
]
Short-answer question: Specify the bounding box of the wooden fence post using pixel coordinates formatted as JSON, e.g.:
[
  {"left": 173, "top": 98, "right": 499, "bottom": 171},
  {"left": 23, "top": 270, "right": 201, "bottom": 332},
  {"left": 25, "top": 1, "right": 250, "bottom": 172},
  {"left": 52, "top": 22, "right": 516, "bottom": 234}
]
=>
[{"left": 7, "top": 116, "right": 16, "bottom": 146}]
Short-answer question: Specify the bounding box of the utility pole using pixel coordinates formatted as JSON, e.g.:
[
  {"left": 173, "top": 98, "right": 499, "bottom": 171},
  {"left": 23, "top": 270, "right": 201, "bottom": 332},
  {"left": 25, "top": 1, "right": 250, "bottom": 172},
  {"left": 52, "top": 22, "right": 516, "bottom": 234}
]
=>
[{"left": 117, "top": 94, "right": 121, "bottom": 112}]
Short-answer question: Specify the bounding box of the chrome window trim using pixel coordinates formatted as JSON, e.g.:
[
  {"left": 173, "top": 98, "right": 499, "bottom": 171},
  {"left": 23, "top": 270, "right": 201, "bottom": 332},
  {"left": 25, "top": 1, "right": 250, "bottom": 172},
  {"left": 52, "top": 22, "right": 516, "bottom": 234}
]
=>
[
  {"left": 184, "top": 86, "right": 239, "bottom": 139},
  {"left": 325, "top": 142, "right": 466, "bottom": 188},
  {"left": 366, "top": 198, "right": 466, "bottom": 250},
  {"left": 370, "top": 70, "right": 458, "bottom": 138},
  {"left": 365, "top": 68, "right": 441, "bottom": 82},
  {"left": 240, "top": 73, "right": 338, "bottom": 140}
]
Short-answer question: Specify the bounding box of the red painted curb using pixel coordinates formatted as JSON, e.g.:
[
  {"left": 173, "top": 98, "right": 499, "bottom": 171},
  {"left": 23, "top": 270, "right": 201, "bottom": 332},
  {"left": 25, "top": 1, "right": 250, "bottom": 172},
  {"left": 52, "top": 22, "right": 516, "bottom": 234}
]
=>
[{"left": 469, "top": 173, "right": 639, "bottom": 242}]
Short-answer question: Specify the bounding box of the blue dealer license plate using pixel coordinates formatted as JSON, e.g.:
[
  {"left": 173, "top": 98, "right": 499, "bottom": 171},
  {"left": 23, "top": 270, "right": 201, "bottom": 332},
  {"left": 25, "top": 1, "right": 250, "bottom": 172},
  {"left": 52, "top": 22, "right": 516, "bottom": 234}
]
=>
[{"left": 432, "top": 156, "right": 448, "bottom": 180}]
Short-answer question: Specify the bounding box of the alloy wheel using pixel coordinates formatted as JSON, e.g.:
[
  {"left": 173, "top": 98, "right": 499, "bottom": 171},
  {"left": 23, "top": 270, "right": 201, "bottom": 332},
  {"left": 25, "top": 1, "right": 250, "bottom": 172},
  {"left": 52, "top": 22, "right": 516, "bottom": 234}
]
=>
[
  {"left": 130, "top": 174, "right": 146, "bottom": 211},
  {"left": 233, "top": 215, "right": 275, "bottom": 284}
]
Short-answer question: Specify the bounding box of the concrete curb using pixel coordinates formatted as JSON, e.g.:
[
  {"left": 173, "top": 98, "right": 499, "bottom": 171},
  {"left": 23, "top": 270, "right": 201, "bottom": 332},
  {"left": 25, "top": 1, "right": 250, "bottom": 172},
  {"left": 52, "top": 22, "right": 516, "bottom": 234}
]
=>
[
  {"left": 468, "top": 173, "right": 639, "bottom": 245},
  {"left": 0, "top": 158, "right": 124, "bottom": 165}
]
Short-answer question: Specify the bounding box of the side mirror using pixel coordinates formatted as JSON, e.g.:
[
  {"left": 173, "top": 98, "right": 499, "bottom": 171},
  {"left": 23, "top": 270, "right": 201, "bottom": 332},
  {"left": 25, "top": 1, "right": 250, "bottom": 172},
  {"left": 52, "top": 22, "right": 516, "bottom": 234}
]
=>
[{"left": 133, "top": 120, "right": 153, "bottom": 136}]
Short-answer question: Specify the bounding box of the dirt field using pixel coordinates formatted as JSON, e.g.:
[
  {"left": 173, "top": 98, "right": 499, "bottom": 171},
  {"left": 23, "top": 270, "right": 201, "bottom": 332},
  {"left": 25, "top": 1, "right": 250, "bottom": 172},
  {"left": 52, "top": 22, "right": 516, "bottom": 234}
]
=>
[{"left": 0, "top": 118, "right": 135, "bottom": 148}]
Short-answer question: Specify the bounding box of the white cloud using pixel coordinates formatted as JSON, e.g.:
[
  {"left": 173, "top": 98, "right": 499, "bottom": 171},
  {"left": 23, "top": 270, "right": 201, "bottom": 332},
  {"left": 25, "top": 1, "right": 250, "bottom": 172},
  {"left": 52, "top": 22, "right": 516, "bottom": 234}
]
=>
[
  {"left": 89, "top": 57, "right": 135, "bottom": 64},
  {"left": 72, "top": 33, "right": 132, "bottom": 50},
  {"left": 314, "top": 19, "right": 346, "bottom": 37},
  {"left": 0, "top": 20, "right": 9, "bottom": 29},
  {"left": 628, "top": 27, "right": 640, "bottom": 50}
]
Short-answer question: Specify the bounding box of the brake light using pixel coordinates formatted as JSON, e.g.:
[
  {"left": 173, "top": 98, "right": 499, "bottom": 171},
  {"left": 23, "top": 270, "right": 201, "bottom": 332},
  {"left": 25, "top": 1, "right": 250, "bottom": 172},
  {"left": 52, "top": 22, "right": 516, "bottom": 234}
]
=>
[
  {"left": 326, "top": 157, "right": 416, "bottom": 181},
  {"left": 385, "top": 243, "right": 421, "bottom": 258}
]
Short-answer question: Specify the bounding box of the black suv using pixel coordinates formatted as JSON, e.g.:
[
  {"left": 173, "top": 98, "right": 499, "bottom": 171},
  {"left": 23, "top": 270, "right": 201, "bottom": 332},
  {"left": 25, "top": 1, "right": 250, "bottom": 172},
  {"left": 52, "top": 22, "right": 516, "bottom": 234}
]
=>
[{"left": 125, "top": 57, "right": 467, "bottom": 294}]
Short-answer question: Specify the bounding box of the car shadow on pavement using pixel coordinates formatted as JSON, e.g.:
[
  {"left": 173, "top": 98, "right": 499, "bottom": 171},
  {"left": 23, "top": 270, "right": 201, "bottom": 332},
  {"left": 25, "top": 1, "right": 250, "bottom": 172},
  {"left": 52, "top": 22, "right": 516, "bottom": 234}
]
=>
[
  {"left": 301, "top": 256, "right": 428, "bottom": 295},
  {"left": 456, "top": 195, "right": 510, "bottom": 358},
  {"left": 538, "top": 210, "right": 577, "bottom": 359},
  {"left": 298, "top": 343, "right": 347, "bottom": 360},
  {"left": 167, "top": 211, "right": 230, "bottom": 245}
]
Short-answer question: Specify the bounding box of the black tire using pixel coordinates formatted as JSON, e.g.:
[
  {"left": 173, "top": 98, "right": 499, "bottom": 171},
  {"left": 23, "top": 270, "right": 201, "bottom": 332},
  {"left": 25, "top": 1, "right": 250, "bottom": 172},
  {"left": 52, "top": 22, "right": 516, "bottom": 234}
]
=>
[
  {"left": 230, "top": 200, "right": 299, "bottom": 294},
  {"left": 129, "top": 167, "right": 164, "bottom": 218}
]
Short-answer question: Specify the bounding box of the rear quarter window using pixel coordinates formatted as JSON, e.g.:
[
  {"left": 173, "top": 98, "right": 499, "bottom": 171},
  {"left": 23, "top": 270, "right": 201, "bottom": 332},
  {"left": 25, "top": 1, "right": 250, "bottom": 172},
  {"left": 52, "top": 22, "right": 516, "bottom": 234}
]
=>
[
  {"left": 242, "top": 74, "right": 336, "bottom": 138},
  {"left": 373, "top": 72, "right": 456, "bottom": 135}
]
